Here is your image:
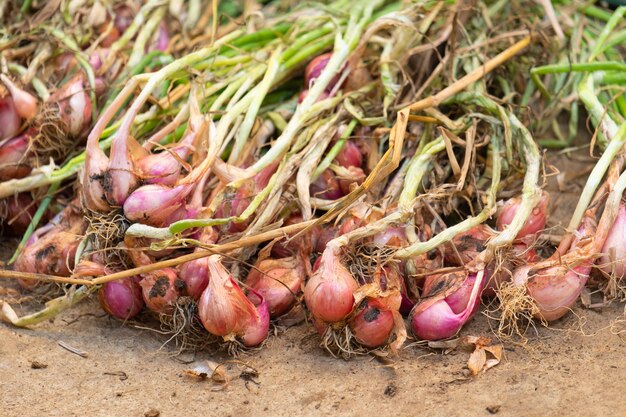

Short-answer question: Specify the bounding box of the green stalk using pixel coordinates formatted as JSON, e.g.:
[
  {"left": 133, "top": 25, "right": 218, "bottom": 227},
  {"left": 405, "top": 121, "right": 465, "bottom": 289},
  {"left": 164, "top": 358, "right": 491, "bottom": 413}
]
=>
[
  {"left": 311, "top": 119, "right": 358, "bottom": 180},
  {"left": 229, "top": 48, "right": 282, "bottom": 163},
  {"left": 128, "top": 7, "right": 166, "bottom": 68},
  {"left": 397, "top": 138, "right": 446, "bottom": 211},
  {"left": 243, "top": 1, "right": 384, "bottom": 178}
]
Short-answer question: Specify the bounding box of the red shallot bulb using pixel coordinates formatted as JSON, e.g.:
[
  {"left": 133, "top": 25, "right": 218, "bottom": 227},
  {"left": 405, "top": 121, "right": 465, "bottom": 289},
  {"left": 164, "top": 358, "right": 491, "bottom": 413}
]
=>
[
  {"left": 246, "top": 256, "right": 305, "bottom": 318},
  {"left": 497, "top": 191, "right": 549, "bottom": 240},
  {"left": 349, "top": 297, "right": 395, "bottom": 348},
  {"left": 139, "top": 268, "right": 182, "bottom": 314},
  {"left": 0, "top": 132, "right": 31, "bottom": 180},
  {"left": 335, "top": 140, "right": 362, "bottom": 168},
  {"left": 410, "top": 271, "right": 483, "bottom": 340},
  {"left": 513, "top": 264, "right": 591, "bottom": 322},
  {"left": 304, "top": 53, "right": 340, "bottom": 89},
  {"left": 50, "top": 74, "right": 92, "bottom": 138},
  {"left": 304, "top": 243, "right": 357, "bottom": 323},
  {"left": 2, "top": 192, "right": 38, "bottom": 235},
  {"left": 310, "top": 169, "right": 343, "bottom": 200},
  {"left": 178, "top": 227, "right": 219, "bottom": 299},
  {"left": 123, "top": 183, "right": 193, "bottom": 226},
  {"left": 149, "top": 23, "right": 170, "bottom": 52},
  {"left": 198, "top": 255, "right": 269, "bottom": 346},
  {"left": 99, "top": 278, "right": 144, "bottom": 320},
  {"left": 0, "top": 75, "right": 37, "bottom": 121},
  {"left": 444, "top": 224, "right": 494, "bottom": 266},
  {"left": 599, "top": 203, "right": 626, "bottom": 280},
  {"left": 0, "top": 96, "right": 20, "bottom": 140}
]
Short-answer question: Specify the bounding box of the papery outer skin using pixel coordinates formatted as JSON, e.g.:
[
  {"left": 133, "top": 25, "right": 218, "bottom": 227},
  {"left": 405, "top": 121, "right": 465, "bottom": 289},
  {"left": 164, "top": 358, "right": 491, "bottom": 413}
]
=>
[
  {"left": 198, "top": 255, "right": 259, "bottom": 341},
  {"left": 599, "top": 204, "right": 626, "bottom": 280},
  {"left": 444, "top": 224, "right": 493, "bottom": 266},
  {"left": 525, "top": 264, "right": 590, "bottom": 322},
  {"left": 246, "top": 257, "right": 304, "bottom": 318},
  {"left": 139, "top": 268, "right": 181, "bottom": 314}
]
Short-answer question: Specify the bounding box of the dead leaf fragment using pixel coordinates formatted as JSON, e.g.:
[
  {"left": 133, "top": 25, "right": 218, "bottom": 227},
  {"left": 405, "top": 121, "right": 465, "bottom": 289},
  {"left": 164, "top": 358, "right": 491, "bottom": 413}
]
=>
[{"left": 183, "top": 360, "right": 229, "bottom": 391}]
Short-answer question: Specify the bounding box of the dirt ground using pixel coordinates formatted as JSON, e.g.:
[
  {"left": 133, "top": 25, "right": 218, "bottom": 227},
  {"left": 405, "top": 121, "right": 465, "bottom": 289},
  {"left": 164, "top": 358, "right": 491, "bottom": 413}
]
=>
[{"left": 1, "top": 151, "right": 626, "bottom": 417}]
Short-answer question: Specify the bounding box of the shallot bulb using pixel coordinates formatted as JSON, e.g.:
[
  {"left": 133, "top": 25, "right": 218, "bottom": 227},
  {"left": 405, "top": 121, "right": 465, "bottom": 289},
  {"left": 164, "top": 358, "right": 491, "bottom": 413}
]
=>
[
  {"left": 271, "top": 214, "right": 312, "bottom": 258},
  {"left": 304, "top": 53, "right": 340, "bottom": 90},
  {"left": 198, "top": 255, "right": 269, "bottom": 346},
  {"left": 149, "top": 23, "right": 170, "bottom": 52},
  {"left": 444, "top": 224, "right": 494, "bottom": 266},
  {"left": 99, "top": 278, "right": 144, "bottom": 320},
  {"left": 139, "top": 268, "right": 183, "bottom": 314},
  {"left": 512, "top": 264, "right": 591, "bottom": 322},
  {"left": 310, "top": 169, "right": 343, "bottom": 200},
  {"left": 410, "top": 271, "right": 484, "bottom": 340},
  {"left": 335, "top": 140, "right": 363, "bottom": 168},
  {"left": 349, "top": 298, "right": 395, "bottom": 348},
  {"left": 0, "top": 75, "right": 37, "bottom": 121},
  {"left": 497, "top": 191, "right": 550, "bottom": 240},
  {"left": 304, "top": 243, "right": 357, "bottom": 323},
  {"left": 0, "top": 132, "right": 31, "bottom": 180},
  {"left": 2, "top": 192, "right": 38, "bottom": 235},
  {"left": 123, "top": 183, "right": 193, "bottom": 226},
  {"left": 246, "top": 256, "right": 306, "bottom": 318},
  {"left": 0, "top": 96, "right": 20, "bottom": 140},
  {"left": 599, "top": 203, "right": 626, "bottom": 280},
  {"left": 49, "top": 73, "right": 92, "bottom": 137},
  {"left": 178, "top": 227, "right": 219, "bottom": 299}
]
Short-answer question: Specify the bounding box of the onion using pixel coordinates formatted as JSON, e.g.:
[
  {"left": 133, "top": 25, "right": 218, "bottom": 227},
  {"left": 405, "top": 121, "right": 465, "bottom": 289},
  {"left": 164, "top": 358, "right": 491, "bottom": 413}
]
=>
[
  {"left": 178, "top": 227, "right": 219, "bottom": 299},
  {"left": 0, "top": 131, "right": 31, "bottom": 180},
  {"left": 246, "top": 256, "right": 305, "bottom": 318},
  {"left": 349, "top": 298, "right": 394, "bottom": 348},
  {"left": 599, "top": 203, "right": 626, "bottom": 280},
  {"left": 444, "top": 224, "right": 494, "bottom": 266},
  {"left": 338, "top": 166, "right": 366, "bottom": 195},
  {"left": 304, "top": 53, "right": 340, "bottom": 90},
  {"left": 0, "top": 96, "right": 20, "bottom": 140},
  {"left": 3, "top": 192, "right": 39, "bottom": 235},
  {"left": 214, "top": 162, "right": 277, "bottom": 233},
  {"left": 304, "top": 243, "right": 357, "bottom": 323},
  {"left": 372, "top": 226, "right": 408, "bottom": 248},
  {"left": 312, "top": 225, "right": 337, "bottom": 254},
  {"left": 497, "top": 191, "right": 549, "bottom": 240},
  {"left": 271, "top": 214, "right": 312, "bottom": 258},
  {"left": 49, "top": 73, "right": 92, "bottom": 138},
  {"left": 335, "top": 140, "right": 362, "bottom": 168},
  {"left": 123, "top": 183, "right": 193, "bottom": 226},
  {"left": 198, "top": 255, "right": 269, "bottom": 346},
  {"left": 309, "top": 169, "right": 343, "bottom": 200},
  {"left": 99, "top": 278, "right": 144, "bottom": 320},
  {"left": 410, "top": 271, "right": 484, "bottom": 340},
  {"left": 139, "top": 268, "right": 182, "bottom": 314},
  {"left": 0, "top": 75, "right": 37, "bottom": 121},
  {"left": 513, "top": 264, "right": 591, "bottom": 322}
]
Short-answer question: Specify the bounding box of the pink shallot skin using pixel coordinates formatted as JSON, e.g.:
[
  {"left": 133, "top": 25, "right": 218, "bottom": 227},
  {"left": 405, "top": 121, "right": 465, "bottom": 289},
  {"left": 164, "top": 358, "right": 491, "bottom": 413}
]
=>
[
  {"left": 497, "top": 191, "right": 550, "bottom": 241},
  {"left": 410, "top": 271, "right": 484, "bottom": 341},
  {"left": 349, "top": 297, "right": 396, "bottom": 348},
  {"left": 0, "top": 132, "right": 32, "bottom": 180},
  {"left": 0, "top": 96, "right": 20, "bottom": 140},
  {"left": 2, "top": 192, "right": 40, "bottom": 235},
  {"left": 178, "top": 227, "right": 219, "bottom": 299},
  {"left": 123, "top": 183, "right": 194, "bottom": 227},
  {"left": 99, "top": 278, "right": 144, "bottom": 320},
  {"left": 246, "top": 256, "right": 306, "bottom": 318},
  {"left": 304, "top": 243, "right": 358, "bottom": 324},
  {"left": 197, "top": 255, "right": 269, "bottom": 346},
  {"left": 50, "top": 73, "right": 92, "bottom": 138}
]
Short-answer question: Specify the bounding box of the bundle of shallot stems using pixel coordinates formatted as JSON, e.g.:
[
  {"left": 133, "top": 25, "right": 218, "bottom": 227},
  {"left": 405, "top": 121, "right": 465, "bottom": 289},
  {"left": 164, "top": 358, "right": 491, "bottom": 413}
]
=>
[{"left": 1, "top": 0, "right": 625, "bottom": 359}]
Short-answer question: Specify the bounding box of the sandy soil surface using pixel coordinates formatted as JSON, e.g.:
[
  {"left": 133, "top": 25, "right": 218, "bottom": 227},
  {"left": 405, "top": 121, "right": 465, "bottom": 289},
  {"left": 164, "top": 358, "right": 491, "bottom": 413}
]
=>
[{"left": 1, "top": 152, "right": 625, "bottom": 417}]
